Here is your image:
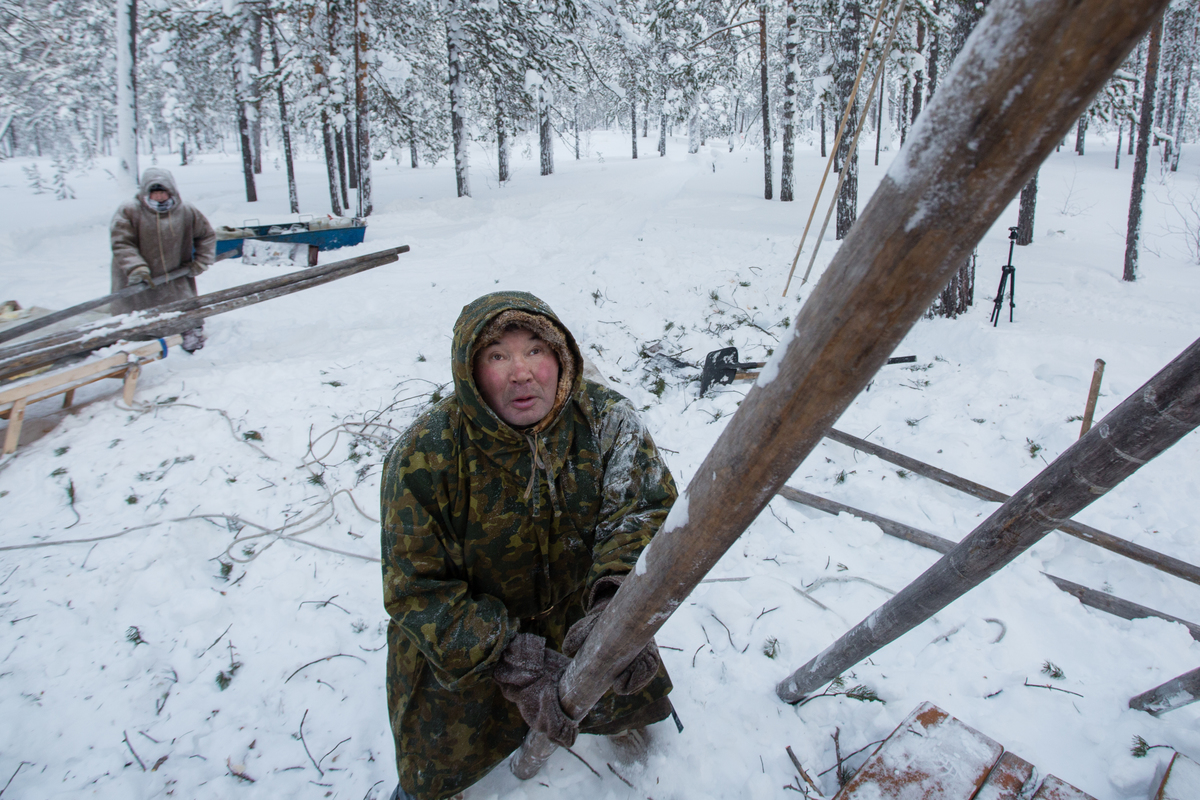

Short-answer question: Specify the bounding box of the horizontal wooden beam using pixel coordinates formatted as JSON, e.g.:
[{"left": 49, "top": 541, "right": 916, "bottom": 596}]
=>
[
  {"left": 775, "top": 485, "right": 1200, "bottom": 642},
  {"left": 824, "top": 428, "right": 1200, "bottom": 588}
]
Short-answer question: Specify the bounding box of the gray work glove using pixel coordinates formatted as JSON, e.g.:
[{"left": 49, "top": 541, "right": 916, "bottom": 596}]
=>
[
  {"left": 493, "top": 633, "right": 578, "bottom": 748},
  {"left": 127, "top": 265, "right": 151, "bottom": 285},
  {"left": 562, "top": 574, "right": 662, "bottom": 696},
  {"left": 184, "top": 260, "right": 208, "bottom": 277}
]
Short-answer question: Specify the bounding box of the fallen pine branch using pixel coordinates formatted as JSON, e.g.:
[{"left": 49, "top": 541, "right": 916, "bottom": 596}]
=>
[
  {"left": 226, "top": 757, "right": 256, "bottom": 783},
  {"left": 786, "top": 745, "right": 825, "bottom": 798},
  {"left": 1023, "top": 679, "right": 1084, "bottom": 698},
  {"left": 286, "top": 653, "right": 367, "bottom": 683},
  {"left": 123, "top": 730, "right": 146, "bottom": 771}
]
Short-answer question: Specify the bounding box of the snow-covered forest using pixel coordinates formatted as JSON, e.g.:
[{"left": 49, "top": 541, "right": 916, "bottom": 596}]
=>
[
  {"left": 4, "top": 0, "right": 1200, "bottom": 799},
  {"left": 6, "top": 0, "right": 1194, "bottom": 217}
]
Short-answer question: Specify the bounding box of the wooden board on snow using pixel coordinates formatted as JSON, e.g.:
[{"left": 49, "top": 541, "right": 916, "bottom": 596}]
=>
[{"left": 833, "top": 702, "right": 1003, "bottom": 800}]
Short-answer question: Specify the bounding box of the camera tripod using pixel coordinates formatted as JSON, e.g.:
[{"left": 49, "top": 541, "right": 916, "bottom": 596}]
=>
[{"left": 990, "top": 226, "right": 1019, "bottom": 326}]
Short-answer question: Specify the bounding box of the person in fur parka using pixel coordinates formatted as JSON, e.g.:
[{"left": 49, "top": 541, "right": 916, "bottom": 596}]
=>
[{"left": 109, "top": 167, "right": 215, "bottom": 349}]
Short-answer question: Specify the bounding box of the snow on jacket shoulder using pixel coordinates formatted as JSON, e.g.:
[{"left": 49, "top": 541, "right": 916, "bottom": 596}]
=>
[
  {"left": 109, "top": 167, "right": 216, "bottom": 314},
  {"left": 380, "top": 291, "right": 676, "bottom": 800}
]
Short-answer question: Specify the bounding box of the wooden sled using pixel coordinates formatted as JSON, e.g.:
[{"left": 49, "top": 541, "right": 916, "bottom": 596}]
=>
[{"left": 0, "top": 335, "right": 181, "bottom": 455}]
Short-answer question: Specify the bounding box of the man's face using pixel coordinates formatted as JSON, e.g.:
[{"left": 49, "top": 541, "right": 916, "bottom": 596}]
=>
[
  {"left": 149, "top": 189, "right": 171, "bottom": 203},
  {"left": 474, "top": 328, "right": 560, "bottom": 428}
]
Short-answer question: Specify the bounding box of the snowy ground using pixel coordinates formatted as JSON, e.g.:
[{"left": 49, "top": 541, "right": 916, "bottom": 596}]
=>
[{"left": 2, "top": 128, "right": 1199, "bottom": 800}]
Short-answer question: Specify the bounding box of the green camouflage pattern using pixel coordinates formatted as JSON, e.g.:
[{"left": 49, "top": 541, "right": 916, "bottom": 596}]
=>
[{"left": 381, "top": 291, "right": 677, "bottom": 800}]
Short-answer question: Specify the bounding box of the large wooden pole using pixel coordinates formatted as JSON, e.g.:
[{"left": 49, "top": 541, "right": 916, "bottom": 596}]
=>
[
  {"left": 777, "top": 334, "right": 1200, "bottom": 702},
  {"left": 512, "top": 0, "right": 1170, "bottom": 777}
]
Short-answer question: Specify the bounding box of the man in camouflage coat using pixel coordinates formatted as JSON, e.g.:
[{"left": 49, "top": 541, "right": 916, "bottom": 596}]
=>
[{"left": 381, "top": 291, "right": 677, "bottom": 800}]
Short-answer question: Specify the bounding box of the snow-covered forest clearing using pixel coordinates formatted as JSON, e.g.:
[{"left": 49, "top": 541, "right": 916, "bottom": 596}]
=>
[{"left": 4, "top": 0, "right": 1200, "bottom": 798}]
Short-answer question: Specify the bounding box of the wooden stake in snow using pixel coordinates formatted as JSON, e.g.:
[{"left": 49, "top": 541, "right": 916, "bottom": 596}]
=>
[
  {"left": 1080, "top": 358, "right": 1106, "bottom": 437},
  {"left": 777, "top": 334, "right": 1200, "bottom": 703},
  {"left": 512, "top": 0, "right": 1171, "bottom": 777}
]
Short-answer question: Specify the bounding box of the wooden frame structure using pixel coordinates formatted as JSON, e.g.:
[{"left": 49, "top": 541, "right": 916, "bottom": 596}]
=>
[
  {"left": 512, "top": 0, "right": 1174, "bottom": 777},
  {"left": 1, "top": 335, "right": 181, "bottom": 454}
]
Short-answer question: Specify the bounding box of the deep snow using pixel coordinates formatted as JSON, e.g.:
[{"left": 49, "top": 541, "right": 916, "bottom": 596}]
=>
[{"left": 2, "top": 128, "right": 1199, "bottom": 800}]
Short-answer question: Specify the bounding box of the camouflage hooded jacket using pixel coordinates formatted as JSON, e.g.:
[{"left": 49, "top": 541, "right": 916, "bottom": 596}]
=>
[{"left": 381, "top": 292, "right": 677, "bottom": 800}]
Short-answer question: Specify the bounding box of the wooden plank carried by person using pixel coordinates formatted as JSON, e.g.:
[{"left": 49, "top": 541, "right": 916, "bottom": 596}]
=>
[
  {"left": 512, "top": 0, "right": 1172, "bottom": 777},
  {"left": 0, "top": 245, "right": 409, "bottom": 382},
  {"left": 1, "top": 335, "right": 181, "bottom": 454}
]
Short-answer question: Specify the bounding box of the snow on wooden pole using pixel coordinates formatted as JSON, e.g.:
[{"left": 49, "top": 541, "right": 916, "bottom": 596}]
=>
[
  {"left": 512, "top": 0, "right": 1171, "bottom": 777},
  {"left": 777, "top": 334, "right": 1200, "bottom": 703},
  {"left": 1129, "top": 666, "right": 1200, "bottom": 716}
]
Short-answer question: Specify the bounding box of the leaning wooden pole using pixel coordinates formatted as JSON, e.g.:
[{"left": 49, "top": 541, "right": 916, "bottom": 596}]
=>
[
  {"left": 512, "top": 0, "right": 1170, "bottom": 777},
  {"left": 777, "top": 334, "right": 1200, "bottom": 703}
]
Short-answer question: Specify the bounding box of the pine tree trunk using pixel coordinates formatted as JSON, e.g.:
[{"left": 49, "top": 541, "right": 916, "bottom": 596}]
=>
[
  {"left": 911, "top": 20, "right": 925, "bottom": 126},
  {"left": 250, "top": 12, "right": 264, "bottom": 175},
  {"left": 334, "top": 127, "right": 349, "bottom": 209},
  {"left": 539, "top": 88, "right": 554, "bottom": 176},
  {"left": 180, "top": 140, "right": 188, "bottom": 166},
  {"left": 1115, "top": 122, "right": 1122, "bottom": 169},
  {"left": 688, "top": 111, "right": 699, "bottom": 154},
  {"left": 1075, "top": 114, "right": 1088, "bottom": 154},
  {"left": 820, "top": 103, "right": 826, "bottom": 157},
  {"left": 233, "top": 61, "right": 258, "bottom": 203},
  {"left": 834, "top": 0, "right": 860, "bottom": 237},
  {"left": 409, "top": 121, "right": 418, "bottom": 168},
  {"left": 345, "top": 113, "right": 359, "bottom": 190},
  {"left": 875, "top": 60, "right": 884, "bottom": 166},
  {"left": 354, "top": 0, "right": 371, "bottom": 215},
  {"left": 270, "top": 17, "right": 299, "bottom": 213},
  {"left": 631, "top": 97, "right": 638, "bottom": 159},
  {"left": 447, "top": 3, "right": 470, "bottom": 197},
  {"left": 1125, "top": 14, "right": 1164, "bottom": 282},
  {"left": 1016, "top": 171, "right": 1037, "bottom": 245},
  {"left": 574, "top": 104, "right": 580, "bottom": 160},
  {"left": 927, "top": 0, "right": 941, "bottom": 97},
  {"left": 496, "top": 80, "right": 510, "bottom": 182},
  {"left": 116, "top": 0, "right": 138, "bottom": 188},
  {"left": 322, "top": 112, "right": 343, "bottom": 215},
  {"left": 1172, "top": 42, "right": 1193, "bottom": 171},
  {"left": 780, "top": 0, "right": 797, "bottom": 202},
  {"left": 759, "top": 1, "right": 772, "bottom": 200},
  {"left": 659, "top": 111, "right": 667, "bottom": 156},
  {"left": 926, "top": 253, "right": 975, "bottom": 318},
  {"left": 900, "top": 81, "right": 909, "bottom": 144}
]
